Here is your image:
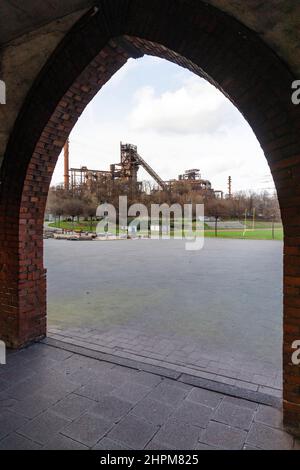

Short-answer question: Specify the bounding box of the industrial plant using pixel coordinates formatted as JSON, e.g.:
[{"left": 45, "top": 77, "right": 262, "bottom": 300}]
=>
[{"left": 63, "top": 140, "right": 226, "bottom": 199}]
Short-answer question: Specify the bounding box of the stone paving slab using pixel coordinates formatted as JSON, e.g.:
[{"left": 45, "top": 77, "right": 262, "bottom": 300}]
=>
[
  {"left": 0, "top": 343, "right": 297, "bottom": 450},
  {"left": 0, "top": 433, "right": 42, "bottom": 450},
  {"left": 246, "top": 422, "right": 294, "bottom": 450},
  {"left": 44, "top": 337, "right": 282, "bottom": 408},
  {"left": 43, "top": 434, "right": 89, "bottom": 450},
  {"left": 48, "top": 328, "right": 282, "bottom": 396},
  {"left": 61, "top": 412, "right": 113, "bottom": 448},
  {"left": 93, "top": 437, "right": 132, "bottom": 450},
  {"left": 17, "top": 410, "right": 71, "bottom": 445},
  {"left": 50, "top": 394, "right": 96, "bottom": 420},
  {"left": 45, "top": 336, "right": 180, "bottom": 380},
  {"left": 154, "top": 419, "right": 202, "bottom": 449},
  {"left": 107, "top": 415, "right": 158, "bottom": 450},
  {"left": 199, "top": 421, "right": 247, "bottom": 450},
  {"left": 46, "top": 239, "right": 283, "bottom": 397},
  {"left": 170, "top": 401, "right": 213, "bottom": 428},
  {"left": 212, "top": 401, "right": 255, "bottom": 431},
  {"left": 129, "top": 398, "right": 174, "bottom": 426},
  {"left": 91, "top": 396, "right": 133, "bottom": 422}
]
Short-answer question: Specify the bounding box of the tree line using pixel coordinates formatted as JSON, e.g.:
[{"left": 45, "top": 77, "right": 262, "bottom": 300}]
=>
[{"left": 46, "top": 182, "right": 281, "bottom": 226}]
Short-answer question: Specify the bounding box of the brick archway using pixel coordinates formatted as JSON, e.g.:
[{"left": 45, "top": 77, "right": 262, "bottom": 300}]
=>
[{"left": 0, "top": 0, "right": 300, "bottom": 433}]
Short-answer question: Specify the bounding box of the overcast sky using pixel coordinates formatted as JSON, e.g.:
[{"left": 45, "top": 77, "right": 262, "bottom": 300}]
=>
[{"left": 51, "top": 56, "right": 275, "bottom": 194}]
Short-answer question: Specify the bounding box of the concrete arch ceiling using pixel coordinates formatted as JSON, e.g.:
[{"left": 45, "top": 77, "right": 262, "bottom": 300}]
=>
[{"left": 0, "top": 0, "right": 299, "bottom": 76}]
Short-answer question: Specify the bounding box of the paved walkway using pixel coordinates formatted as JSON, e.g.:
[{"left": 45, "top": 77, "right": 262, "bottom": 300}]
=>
[
  {"left": 0, "top": 342, "right": 298, "bottom": 450},
  {"left": 46, "top": 238, "right": 283, "bottom": 396},
  {"left": 48, "top": 326, "right": 282, "bottom": 398}
]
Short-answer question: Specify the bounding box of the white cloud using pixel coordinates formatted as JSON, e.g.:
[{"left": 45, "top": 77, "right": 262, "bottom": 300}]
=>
[
  {"left": 51, "top": 56, "right": 274, "bottom": 194},
  {"left": 129, "top": 77, "right": 240, "bottom": 135},
  {"left": 105, "top": 58, "right": 138, "bottom": 87}
]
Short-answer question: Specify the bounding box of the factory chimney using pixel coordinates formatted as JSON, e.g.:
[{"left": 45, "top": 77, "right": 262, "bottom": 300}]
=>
[
  {"left": 64, "top": 139, "right": 70, "bottom": 190},
  {"left": 228, "top": 176, "right": 232, "bottom": 198}
]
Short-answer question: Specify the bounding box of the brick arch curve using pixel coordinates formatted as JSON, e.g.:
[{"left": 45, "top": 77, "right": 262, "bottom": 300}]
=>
[{"left": 1, "top": 0, "right": 300, "bottom": 432}]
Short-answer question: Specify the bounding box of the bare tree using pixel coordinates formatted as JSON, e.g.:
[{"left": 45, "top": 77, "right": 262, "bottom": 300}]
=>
[
  {"left": 46, "top": 181, "right": 282, "bottom": 230},
  {"left": 63, "top": 198, "right": 85, "bottom": 228},
  {"left": 83, "top": 196, "right": 98, "bottom": 232},
  {"left": 205, "top": 199, "right": 230, "bottom": 236}
]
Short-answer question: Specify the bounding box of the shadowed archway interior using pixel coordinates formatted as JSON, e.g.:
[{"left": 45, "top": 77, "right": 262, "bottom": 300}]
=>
[{"left": 0, "top": 0, "right": 300, "bottom": 433}]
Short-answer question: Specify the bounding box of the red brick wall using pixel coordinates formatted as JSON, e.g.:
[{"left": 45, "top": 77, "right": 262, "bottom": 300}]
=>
[
  {"left": 0, "top": 0, "right": 300, "bottom": 432},
  {"left": 0, "top": 38, "right": 132, "bottom": 347}
]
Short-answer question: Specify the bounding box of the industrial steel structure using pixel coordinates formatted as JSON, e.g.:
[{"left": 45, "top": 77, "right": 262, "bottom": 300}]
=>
[
  {"left": 65, "top": 141, "right": 223, "bottom": 198},
  {"left": 165, "top": 169, "right": 224, "bottom": 199}
]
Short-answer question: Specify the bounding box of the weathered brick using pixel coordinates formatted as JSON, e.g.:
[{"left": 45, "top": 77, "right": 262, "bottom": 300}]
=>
[{"left": 0, "top": 0, "right": 299, "bottom": 432}]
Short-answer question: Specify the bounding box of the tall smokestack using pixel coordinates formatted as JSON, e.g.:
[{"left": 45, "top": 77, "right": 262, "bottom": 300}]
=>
[
  {"left": 228, "top": 176, "right": 232, "bottom": 198},
  {"left": 64, "top": 139, "right": 70, "bottom": 190}
]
